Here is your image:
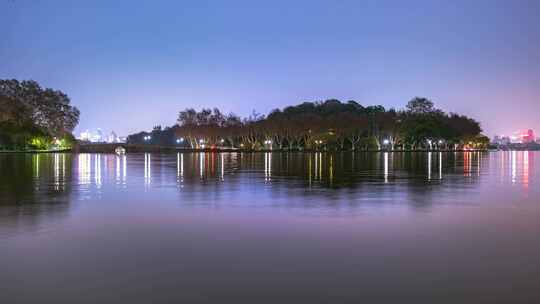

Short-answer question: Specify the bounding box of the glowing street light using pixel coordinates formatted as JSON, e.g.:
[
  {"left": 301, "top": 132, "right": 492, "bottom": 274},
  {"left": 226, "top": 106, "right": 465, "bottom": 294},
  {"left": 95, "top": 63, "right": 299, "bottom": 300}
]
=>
[{"left": 383, "top": 139, "right": 390, "bottom": 145}]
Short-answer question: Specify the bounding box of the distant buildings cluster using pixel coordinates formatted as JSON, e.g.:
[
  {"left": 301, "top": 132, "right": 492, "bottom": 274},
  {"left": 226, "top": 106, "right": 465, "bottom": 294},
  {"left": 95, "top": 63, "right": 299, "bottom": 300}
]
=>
[
  {"left": 492, "top": 129, "right": 540, "bottom": 150},
  {"left": 79, "top": 129, "right": 126, "bottom": 143}
]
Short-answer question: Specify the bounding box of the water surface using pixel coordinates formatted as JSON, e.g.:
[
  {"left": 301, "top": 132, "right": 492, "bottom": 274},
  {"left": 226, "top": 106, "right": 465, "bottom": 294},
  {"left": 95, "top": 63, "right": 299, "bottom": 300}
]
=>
[{"left": 1, "top": 152, "right": 539, "bottom": 303}]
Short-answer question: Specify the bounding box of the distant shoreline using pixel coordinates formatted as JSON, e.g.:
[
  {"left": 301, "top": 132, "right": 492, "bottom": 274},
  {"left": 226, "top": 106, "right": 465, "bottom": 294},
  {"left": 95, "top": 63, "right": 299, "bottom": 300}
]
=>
[
  {"left": 0, "top": 149, "right": 71, "bottom": 154},
  {"left": 3, "top": 144, "right": 495, "bottom": 154},
  {"left": 5, "top": 144, "right": 540, "bottom": 154}
]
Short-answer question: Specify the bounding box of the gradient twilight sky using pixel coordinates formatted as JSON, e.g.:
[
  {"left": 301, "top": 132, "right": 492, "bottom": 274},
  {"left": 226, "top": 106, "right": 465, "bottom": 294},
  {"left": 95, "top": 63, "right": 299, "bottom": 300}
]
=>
[{"left": 1, "top": 0, "right": 539, "bottom": 137}]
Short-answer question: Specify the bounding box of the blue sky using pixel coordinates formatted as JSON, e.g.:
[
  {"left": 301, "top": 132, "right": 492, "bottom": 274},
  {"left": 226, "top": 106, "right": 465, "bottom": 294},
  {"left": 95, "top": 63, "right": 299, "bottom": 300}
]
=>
[{"left": 1, "top": 0, "right": 539, "bottom": 137}]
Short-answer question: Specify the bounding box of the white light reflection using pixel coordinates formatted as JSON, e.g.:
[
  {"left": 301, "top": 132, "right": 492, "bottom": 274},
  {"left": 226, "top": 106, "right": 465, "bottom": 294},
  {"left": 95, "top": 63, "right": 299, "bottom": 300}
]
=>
[
  {"left": 78, "top": 154, "right": 91, "bottom": 185},
  {"left": 177, "top": 153, "right": 184, "bottom": 185},
  {"left": 31, "top": 154, "right": 40, "bottom": 191},
  {"left": 314, "top": 153, "right": 318, "bottom": 180},
  {"left": 439, "top": 152, "right": 443, "bottom": 180},
  {"left": 114, "top": 155, "right": 127, "bottom": 186},
  {"left": 122, "top": 155, "right": 127, "bottom": 184},
  {"left": 62, "top": 154, "right": 66, "bottom": 181},
  {"left": 54, "top": 153, "right": 60, "bottom": 190},
  {"left": 34, "top": 154, "right": 40, "bottom": 178},
  {"left": 477, "top": 152, "right": 481, "bottom": 177},
  {"left": 511, "top": 151, "right": 517, "bottom": 184},
  {"left": 221, "top": 153, "right": 225, "bottom": 181},
  {"left": 199, "top": 152, "right": 205, "bottom": 179},
  {"left": 95, "top": 154, "right": 102, "bottom": 188},
  {"left": 523, "top": 151, "right": 529, "bottom": 189},
  {"left": 264, "top": 152, "right": 272, "bottom": 181},
  {"left": 427, "top": 152, "right": 432, "bottom": 181},
  {"left": 384, "top": 152, "right": 389, "bottom": 183},
  {"left": 317, "top": 152, "right": 322, "bottom": 180},
  {"left": 144, "top": 153, "right": 151, "bottom": 185},
  {"left": 116, "top": 155, "right": 121, "bottom": 184}
]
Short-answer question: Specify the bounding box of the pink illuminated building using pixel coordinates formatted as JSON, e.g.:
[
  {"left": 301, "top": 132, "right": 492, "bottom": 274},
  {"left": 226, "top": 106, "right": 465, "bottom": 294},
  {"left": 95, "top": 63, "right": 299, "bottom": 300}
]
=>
[{"left": 521, "top": 129, "right": 535, "bottom": 143}]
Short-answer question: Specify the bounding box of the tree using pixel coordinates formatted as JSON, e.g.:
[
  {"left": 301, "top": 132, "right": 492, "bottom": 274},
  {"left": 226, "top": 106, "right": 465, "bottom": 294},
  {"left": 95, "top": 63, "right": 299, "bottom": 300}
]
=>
[
  {"left": 406, "top": 97, "right": 435, "bottom": 114},
  {"left": 0, "top": 79, "right": 80, "bottom": 150},
  {"left": 132, "top": 97, "right": 486, "bottom": 151}
]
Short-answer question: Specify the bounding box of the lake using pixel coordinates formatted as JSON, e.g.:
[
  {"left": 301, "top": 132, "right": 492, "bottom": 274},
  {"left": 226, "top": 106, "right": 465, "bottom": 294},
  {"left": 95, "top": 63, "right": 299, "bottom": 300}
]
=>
[{"left": 1, "top": 152, "right": 539, "bottom": 303}]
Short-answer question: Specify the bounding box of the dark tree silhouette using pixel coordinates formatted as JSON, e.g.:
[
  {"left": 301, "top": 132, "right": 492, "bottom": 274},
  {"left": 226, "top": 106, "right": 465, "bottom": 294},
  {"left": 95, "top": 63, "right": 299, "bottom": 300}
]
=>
[{"left": 127, "top": 98, "right": 487, "bottom": 151}]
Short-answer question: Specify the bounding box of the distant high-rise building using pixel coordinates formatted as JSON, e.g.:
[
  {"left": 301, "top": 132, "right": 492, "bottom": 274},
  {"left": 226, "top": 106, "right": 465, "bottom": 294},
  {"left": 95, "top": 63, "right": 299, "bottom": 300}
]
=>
[
  {"left": 107, "top": 131, "right": 118, "bottom": 143},
  {"left": 95, "top": 128, "right": 103, "bottom": 142},
  {"left": 79, "top": 130, "right": 91, "bottom": 141},
  {"left": 79, "top": 129, "right": 124, "bottom": 143},
  {"left": 78, "top": 129, "right": 109, "bottom": 143},
  {"left": 493, "top": 135, "right": 511, "bottom": 145}
]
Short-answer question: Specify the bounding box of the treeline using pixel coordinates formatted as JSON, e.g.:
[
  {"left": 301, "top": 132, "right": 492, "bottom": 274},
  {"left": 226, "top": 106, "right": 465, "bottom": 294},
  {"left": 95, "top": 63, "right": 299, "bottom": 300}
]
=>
[
  {"left": 0, "top": 79, "right": 80, "bottom": 150},
  {"left": 128, "top": 97, "right": 488, "bottom": 151}
]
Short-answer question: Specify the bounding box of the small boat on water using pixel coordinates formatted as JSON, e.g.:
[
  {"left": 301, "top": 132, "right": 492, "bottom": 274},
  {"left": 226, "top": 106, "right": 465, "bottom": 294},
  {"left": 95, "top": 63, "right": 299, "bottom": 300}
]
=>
[{"left": 115, "top": 146, "right": 126, "bottom": 155}]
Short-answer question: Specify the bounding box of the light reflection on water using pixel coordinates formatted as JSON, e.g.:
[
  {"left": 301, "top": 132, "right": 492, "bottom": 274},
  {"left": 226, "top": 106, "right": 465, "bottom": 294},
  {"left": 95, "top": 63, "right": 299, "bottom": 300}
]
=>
[
  {"left": 2, "top": 151, "right": 536, "bottom": 220},
  {"left": 0, "top": 151, "right": 539, "bottom": 303}
]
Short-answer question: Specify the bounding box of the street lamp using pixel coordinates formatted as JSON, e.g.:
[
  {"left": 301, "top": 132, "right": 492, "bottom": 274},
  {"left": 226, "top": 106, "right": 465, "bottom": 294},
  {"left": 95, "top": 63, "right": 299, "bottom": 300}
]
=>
[{"left": 383, "top": 139, "right": 390, "bottom": 145}]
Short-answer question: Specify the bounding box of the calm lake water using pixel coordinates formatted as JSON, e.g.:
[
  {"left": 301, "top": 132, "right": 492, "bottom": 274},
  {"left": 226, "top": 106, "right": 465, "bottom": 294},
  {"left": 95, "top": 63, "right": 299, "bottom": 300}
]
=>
[{"left": 1, "top": 152, "right": 539, "bottom": 303}]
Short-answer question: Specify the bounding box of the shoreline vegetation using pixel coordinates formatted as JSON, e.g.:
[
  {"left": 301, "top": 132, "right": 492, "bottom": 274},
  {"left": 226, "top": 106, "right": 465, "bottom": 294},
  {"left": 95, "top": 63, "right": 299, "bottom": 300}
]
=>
[
  {"left": 0, "top": 79, "right": 79, "bottom": 151},
  {"left": 0, "top": 146, "right": 491, "bottom": 154},
  {"left": 76, "top": 143, "right": 490, "bottom": 154},
  {"left": 2, "top": 78, "right": 492, "bottom": 153},
  {"left": 126, "top": 97, "right": 490, "bottom": 152}
]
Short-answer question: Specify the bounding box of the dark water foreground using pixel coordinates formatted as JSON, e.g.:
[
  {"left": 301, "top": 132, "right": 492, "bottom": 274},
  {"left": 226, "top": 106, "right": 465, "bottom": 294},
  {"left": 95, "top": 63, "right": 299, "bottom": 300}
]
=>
[{"left": 1, "top": 152, "right": 539, "bottom": 303}]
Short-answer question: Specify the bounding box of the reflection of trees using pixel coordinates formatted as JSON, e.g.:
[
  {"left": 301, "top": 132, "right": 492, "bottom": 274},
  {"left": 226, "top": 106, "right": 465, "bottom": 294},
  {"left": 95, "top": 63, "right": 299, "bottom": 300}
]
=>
[
  {"left": 171, "top": 152, "right": 486, "bottom": 192},
  {"left": 0, "top": 154, "right": 73, "bottom": 205},
  {"left": 168, "top": 152, "right": 488, "bottom": 212},
  {"left": 0, "top": 152, "right": 490, "bottom": 217},
  {"left": 0, "top": 153, "right": 72, "bottom": 233}
]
